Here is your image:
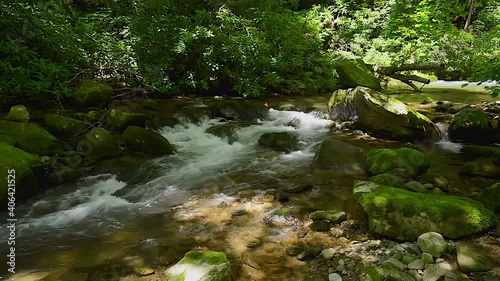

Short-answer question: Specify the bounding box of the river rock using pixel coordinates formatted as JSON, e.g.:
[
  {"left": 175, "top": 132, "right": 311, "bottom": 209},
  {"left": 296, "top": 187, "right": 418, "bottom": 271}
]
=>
[
  {"left": 328, "top": 87, "right": 440, "bottom": 141},
  {"left": 460, "top": 157, "right": 500, "bottom": 178},
  {"left": 0, "top": 120, "right": 63, "bottom": 156},
  {"left": 461, "top": 145, "right": 500, "bottom": 161},
  {"left": 77, "top": 128, "right": 121, "bottom": 159},
  {"left": 43, "top": 113, "right": 86, "bottom": 137},
  {"left": 417, "top": 232, "right": 448, "bottom": 258},
  {"left": 72, "top": 80, "right": 113, "bottom": 107},
  {"left": 421, "top": 252, "right": 434, "bottom": 265},
  {"left": 206, "top": 123, "right": 239, "bottom": 144},
  {"left": 210, "top": 100, "right": 268, "bottom": 122},
  {"left": 142, "top": 99, "right": 160, "bottom": 110},
  {"left": 328, "top": 273, "right": 342, "bottom": 281},
  {"left": 404, "top": 181, "right": 427, "bottom": 193},
  {"left": 47, "top": 164, "right": 81, "bottom": 184},
  {"left": 365, "top": 148, "right": 430, "bottom": 178},
  {"left": 6, "top": 105, "right": 29, "bottom": 122},
  {"left": 354, "top": 181, "right": 497, "bottom": 240},
  {"left": 309, "top": 210, "right": 346, "bottom": 224},
  {"left": 310, "top": 220, "right": 331, "bottom": 232},
  {"left": 164, "top": 251, "right": 231, "bottom": 281},
  {"left": 106, "top": 109, "right": 150, "bottom": 131},
  {"left": 447, "top": 104, "right": 471, "bottom": 114},
  {"left": 448, "top": 108, "right": 491, "bottom": 144},
  {"left": 313, "top": 139, "right": 366, "bottom": 176},
  {"left": 369, "top": 174, "right": 405, "bottom": 188},
  {"left": 0, "top": 142, "right": 41, "bottom": 201},
  {"left": 422, "top": 264, "right": 446, "bottom": 281},
  {"left": 363, "top": 266, "right": 414, "bottom": 281},
  {"left": 478, "top": 183, "right": 500, "bottom": 213},
  {"left": 419, "top": 171, "right": 448, "bottom": 190},
  {"left": 457, "top": 243, "right": 495, "bottom": 272},
  {"left": 334, "top": 60, "right": 381, "bottom": 90},
  {"left": 258, "top": 132, "right": 299, "bottom": 153},
  {"left": 382, "top": 258, "right": 406, "bottom": 271},
  {"left": 122, "top": 126, "right": 174, "bottom": 155}
]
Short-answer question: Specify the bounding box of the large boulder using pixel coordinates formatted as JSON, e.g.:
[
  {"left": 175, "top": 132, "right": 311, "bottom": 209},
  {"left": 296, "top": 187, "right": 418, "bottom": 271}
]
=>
[
  {"left": 122, "top": 126, "right": 174, "bottom": 155},
  {"left": 354, "top": 181, "right": 497, "bottom": 240},
  {"left": 6, "top": 105, "right": 29, "bottom": 122},
  {"left": 0, "top": 121, "right": 63, "bottom": 156},
  {"left": 0, "top": 142, "right": 41, "bottom": 201},
  {"left": 334, "top": 60, "right": 381, "bottom": 90},
  {"left": 209, "top": 100, "right": 268, "bottom": 122},
  {"left": 365, "top": 148, "right": 430, "bottom": 178},
  {"left": 460, "top": 157, "right": 500, "bottom": 178},
  {"left": 478, "top": 183, "right": 500, "bottom": 213},
  {"left": 72, "top": 80, "right": 113, "bottom": 107},
  {"left": 456, "top": 243, "right": 496, "bottom": 273},
  {"left": 461, "top": 145, "right": 500, "bottom": 161},
  {"left": 448, "top": 109, "right": 491, "bottom": 144},
  {"left": 43, "top": 113, "right": 86, "bottom": 137},
  {"left": 313, "top": 139, "right": 366, "bottom": 176},
  {"left": 258, "top": 132, "right": 299, "bottom": 153},
  {"left": 106, "top": 109, "right": 150, "bottom": 131},
  {"left": 165, "top": 251, "right": 232, "bottom": 281},
  {"left": 328, "top": 87, "right": 440, "bottom": 141},
  {"left": 77, "top": 128, "right": 121, "bottom": 159}
]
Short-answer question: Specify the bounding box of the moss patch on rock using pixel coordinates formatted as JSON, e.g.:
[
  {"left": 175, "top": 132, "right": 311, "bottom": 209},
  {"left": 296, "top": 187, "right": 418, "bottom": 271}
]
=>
[
  {"left": 335, "top": 59, "right": 381, "bottom": 90},
  {"left": 365, "top": 148, "right": 430, "bottom": 178},
  {"left": 369, "top": 174, "right": 405, "bottom": 188},
  {"left": 461, "top": 145, "right": 500, "bottom": 161},
  {"left": 448, "top": 109, "right": 491, "bottom": 144},
  {"left": 106, "top": 109, "right": 150, "bottom": 131},
  {"left": 6, "top": 105, "right": 30, "bottom": 122},
  {"left": 460, "top": 158, "right": 500, "bottom": 178},
  {"left": 363, "top": 266, "right": 414, "bottom": 281},
  {"left": 73, "top": 80, "right": 113, "bottom": 107},
  {"left": 0, "top": 120, "right": 63, "bottom": 156},
  {"left": 44, "top": 113, "right": 86, "bottom": 137},
  {"left": 122, "top": 126, "right": 174, "bottom": 155},
  {"left": 354, "top": 180, "right": 497, "bottom": 240},
  {"left": 478, "top": 183, "right": 500, "bottom": 213},
  {"left": 164, "top": 251, "right": 231, "bottom": 281},
  {"left": 313, "top": 139, "right": 366, "bottom": 176},
  {"left": 77, "top": 128, "right": 122, "bottom": 159}
]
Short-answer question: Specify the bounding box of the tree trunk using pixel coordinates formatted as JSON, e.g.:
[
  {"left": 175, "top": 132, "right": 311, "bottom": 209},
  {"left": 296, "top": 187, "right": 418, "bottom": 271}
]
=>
[{"left": 464, "top": 0, "right": 474, "bottom": 32}]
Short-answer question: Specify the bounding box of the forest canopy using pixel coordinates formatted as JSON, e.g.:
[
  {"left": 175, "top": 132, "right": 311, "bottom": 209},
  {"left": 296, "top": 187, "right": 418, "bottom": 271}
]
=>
[{"left": 1, "top": 0, "right": 499, "bottom": 105}]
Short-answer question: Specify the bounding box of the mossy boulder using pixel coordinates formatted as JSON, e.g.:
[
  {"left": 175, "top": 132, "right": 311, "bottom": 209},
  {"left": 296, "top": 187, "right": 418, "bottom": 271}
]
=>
[
  {"left": 47, "top": 164, "right": 81, "bottom": 184},
  {"left": 419, "top": 171, "right": 449, "bottom": 190},
  {"left": 6, "top": 105, "right": 29, "bottom": 122},
  {"left": 258, "top": 132, "right": 299, "bottom": 153},
  {"left": 456, "top": 243, "right": 496, "bottom": 273},
  {"left": 365, "top": 148, "right": 430, "bottom": 178},
  {"left": 0, "top": 134, "right": 16, "bottom": 146},
  {"left": 313, "top": 139, "right": 366, "bottom": 176},
  {"left": 369, "top": 174, "right": 405, "bottom": 188},
  {"left": 448, "top": 109, "right": 491, "bottom": 144},
  {"left": 461, "top": 145, "right": 500, "bottom": 161},
  {"left": 0, "top": 120, "right": 63, "bottom": 156},
  {"left": 77, "top": 128, "right": 121, "bottom": 159},
  {"left": 354, "top": 180, "right": 497, "bottom": 240},
  {"left": 43, "top": 113, "right": 86, "bottom": 137},
  {"left": 205, "top": 123, "right": 239, "bottom": 144},
  {"left": 0, "top": 142, "right": 41, "bottom": 201},
  {"left": 363, "top": 266, "right": 414, "bottom": 281},
  {"left": 106, "top": 109, "right": 150, "bottom": 131},
  {"left": 122, "top": 126, "right": 174, "bottom": 155},
  {"left": 460, "top": 158, "right": 500, "bottom": 178},
  {"left": 328, "top": 87, "right": 440, "bottom": 141},
  {"left": 334, "top": 59, "right": 381, "bottom": 90},
  {"left": 72, "top": 80, "right": 113, "bottom": 107},
  {"left": 478, "top": 183, "right": 500, "bottom": 213},
  {"left": 164, "top": 251, "right": 231, "bottom": 281}
]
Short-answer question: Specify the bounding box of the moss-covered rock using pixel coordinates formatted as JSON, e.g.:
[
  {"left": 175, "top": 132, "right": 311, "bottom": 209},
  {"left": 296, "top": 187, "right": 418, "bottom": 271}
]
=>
[
  {"left": 77, "top": 128, "right": 121, "bottom": 159},
  {"left": 334, "top": 60, "right": 381, "bottom": 90},
  {"left": 419, "top": 171, "right": 449, "bottom": 190},
  {"left": 43, "top": 113, "right": 86, "bottom": 137},
  {"left": 354, "top": 180, "right": 497, "bottom": 240},
  {"left": 0, "top": 134, "right": 16, "bottom": 146},
  {"left": 122, "top": 126, "right": 174, "bottom": 155},
  {"left": 313, "top": 139, "right": 366, "bottom": 176},
  {"left": 369, "top": 174, "right": 405, "bottom": 188},
  {"left": 478, "top": 183, "right": 500, "bottom": 213},
  {"left": 6, "top": 105, "right": 30, "bottom": 122},
  {"left": 205, "top": 123, "right": 239, "bottom": 144},
  {"left": 258, "top": 132, "right": 299, "bottom": 153},
  {"left": 365, "top": 148, "right": 430, "bottom": 178},
  {"left": 210, "top": 100, "right": 268, "bottom": 122},
  {"left": 461, "top": 145, "right": 500, "bottom": 161},
  {"left": 309, "top": 210, "right": 346, "bottom": 224},
  {"left": 72, "top": 80, "right": 113, "bottom": 107},
  {"left": 47, "top": 164, "right": 81, "bottom": 184},
  {"left": 460, "top": 157, "right": 500, "bottom": 178},
  {"left": 106, "top": 109, "right": 150, "bottom": 132},
  {"left": 448, "top": 109, "right": 491, "bottom": 144},
  {"left": 0, "top": 120, "right": 63, "bottom": 156},
  {"left": 363, "top": 266, "right": 414, "bottom": 281},
  {"left": 164, "top": 251, "right": 231, "bottom": 281},
  {"left": 457, "top": 243, "right": 496, "bottom": 272},
  {"left": 0, "top": 142, "right": 41, "bottom": 201},
  {"left": 421, "top": 97, "right": 435, "bottom": 105},
  {"left": 328, "top": 87, "right": 440, "bottom": 141}
]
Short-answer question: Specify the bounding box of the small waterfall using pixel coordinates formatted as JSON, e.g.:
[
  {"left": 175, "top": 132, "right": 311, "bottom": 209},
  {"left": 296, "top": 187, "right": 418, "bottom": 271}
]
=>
[{"left": 436, "top": 122, "right": 463, "bottom": 153}]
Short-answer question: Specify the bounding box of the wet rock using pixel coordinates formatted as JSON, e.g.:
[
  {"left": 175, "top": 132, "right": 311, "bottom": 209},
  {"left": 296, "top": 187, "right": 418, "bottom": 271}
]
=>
[
  {"left": 0, "top": 120, "right": 63, "bottom": 155},
  {"left": 365, "top": 148, "right": 430, "bottom": 178},
  {"left": 354, "top": 181, "right": 497, "bottom": 240},
  {"left": 321, "top": 248, "right": 335, "bottom": 260},
  {"left": 363, "top": 266, "right": 414, "bottom": 281},
  {"left": 447, "top": 104, "right": 471, "bottom": 114},
  {"left": 43, "top": 113, "right": 86, "bottom": 137},
  {"left": 421, "top": 97, "right": 435, "bottom": 105},
  {"left": 405, "top": 181, "right": 427, "bottom": 193},
  {"left": 258, "top": 132, "right": 299, "bottom": 153},
  {"left": 434, "top": 101, "right": 454, "bottom": 112},
  {"left": 461, "top": 145, "right": 500, "bottom": 161},
  {"left": 420, "top": 171, "right": 449, "bottom": 190},
  {"left": 287, "top": 247, "right": 304, "bottom": 257},
  {"left": 328, "top": 87, "right": 440, "bottom": 142},
  {"left": 72, "top": 80, "right": 113, "bottom": 107},
  {"left": 122, "top": 126, "right": 174, "bottom": 155},
  {"left": 401, "top": 254, "right": 418, "bottom": 265},
  {"left": 77, "top": 128, "right": 122, "bottom": 159},
  {"left": 309, "top": 210, "right": 346, "bottom": 224},
  {"left": 421, "top": 252, "right": 434, "bottom": 265},
  {"left": 478, "top": 183, "right": 500, "bottom": 213},
  {"left": 382, "top": 258, "right": 406, "bottom": 271},
  {"left": 461, "top": 158, "right": 500, "bottom": 178},
  {"left": 417, "top": 232, "right": 448, "bottom": 258},
  {"left": 408, "top": 259, "right": 425, "bottom": 270},
  {"left": 286, "top": 183, "right": 315, "bottom": 193},
  {"left": 297, "top": 246, "right": 323, "bottom": 261},
  {"left": 206, "top": 123, "right": 239, "bottom": 144},
  {"left": 448, "top": 108, "right": 491, "bottom": 144},
  {"left": 369, "top": 174, "right": 405, "bottom": 188},
  {"left": 423, "top": 264, "right": 446, "bottom": 281},
  {"left": 210, "top": 100, "right": 268, "bottom": 122},
  {"left": 328, "top": 273, "right": 342, "bottom": 281},
  {"left": 457, "top": 243, "right": 495, "bottom": 272},
  {"left": 6, "top": 105, "right": 29, "bottom": 122},
  {"left": 107, "top": 109, "right": 150, "bottom": 131},
  {"left": 47, "top": 164, "right": 81, "bottom": 184},
  {"left": 334, "top": 59, "right": 381, "bottom": 90},
  {"left": 0, "top": 142, "right": 41, "bottom": 201},
  {"left": 313, "top": 139, "right": 366, "bottom": 176},
  {"left": 310, "top": 220, "right": 331, "bottom": 232},
  {"left": 387, "top": 248, "right": 403, "bottom": 261},
  {"left": 297, "top": 228, "right": 309, "bottom": 238},
  {"left": 164, "top": 251, "right": 231, "bottom": 281}
]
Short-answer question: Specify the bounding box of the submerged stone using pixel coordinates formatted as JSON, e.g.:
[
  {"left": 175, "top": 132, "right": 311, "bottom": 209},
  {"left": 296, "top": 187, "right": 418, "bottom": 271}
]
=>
[
  {"left": 460, "top": 157, "right": 500, "bottom": 178},
  {"left": 354, "top": 181, "right": 497, "bottom": 240},
  {"left": 309, "top": 210, "right": 346, "bottom": 224},
  {"left": 164, "top": 251, "right": 231, "bottom": 281},
  {"left": 313, "top": 139, "right": 366, "bottom": 176}
]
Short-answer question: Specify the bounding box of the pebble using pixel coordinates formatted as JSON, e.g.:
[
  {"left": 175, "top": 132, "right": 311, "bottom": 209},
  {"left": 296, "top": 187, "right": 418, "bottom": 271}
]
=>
[
  {"left": 328, "top": 273, "right": 342, "bottom": 281},
  {"left": 408, "top": 259, "right": 425, "bottom": 270},
  {"left": 321, "top": 248, "right": 335, "bottom": 260}
]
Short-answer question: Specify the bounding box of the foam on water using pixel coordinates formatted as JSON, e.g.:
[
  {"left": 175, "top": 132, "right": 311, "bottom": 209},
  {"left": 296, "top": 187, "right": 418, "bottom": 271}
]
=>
[{"left": 435, "top": 122, "right": 464, "bottom": 153}]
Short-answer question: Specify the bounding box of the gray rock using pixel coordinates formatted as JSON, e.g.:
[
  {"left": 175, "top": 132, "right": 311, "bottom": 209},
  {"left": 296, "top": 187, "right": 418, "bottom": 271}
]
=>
[
  {"left": 405, "top": 181, "right": 427, "bottom": 193},
  {"left": 328, "top": 273, "right": 342, "bottom": 281},
  {"left": 421, "top": 252, "right": 434, "bottom": 265},
  {"left": 417, "top": 232, "right": 448, "bottom": 258},
  {"left": 422, "top": 264, "right": 446, "bottom": 281},
  {"left": 456, "top": 243, "right": 495, "bottom": 272},
  {"left": 321, "top": 248, "right": 335, "bottom": 260},
  {"left": 408, "top": 259, "right": 425, "bottom": 270},
  {"left": 382, "top": 258, "right": 406, "bottom": 271}
]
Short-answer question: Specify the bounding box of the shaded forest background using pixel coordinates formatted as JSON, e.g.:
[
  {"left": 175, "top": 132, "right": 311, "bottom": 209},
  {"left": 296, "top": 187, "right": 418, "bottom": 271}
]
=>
[{"left": 1, "top": 0, "right": 499, "bottom": 106}]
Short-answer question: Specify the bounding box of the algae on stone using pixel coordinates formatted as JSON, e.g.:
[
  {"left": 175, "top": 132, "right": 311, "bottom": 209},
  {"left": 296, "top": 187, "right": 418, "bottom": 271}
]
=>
[
  {"left": 6, "top": 105, "right": 30, "bottom": 122},
  {"left": 73, "top": 80, "right": 113, "bottom": 107},
  {"left": 44, "top": 113, "right": 86, "bottom": 136},
  {"left": 478, "top": 183, "right": 500, "bottom": 213},
  {"left": 0, "top": 120, "right": 63, "bottom": 156},
  {"left": 77, "top": 128, "right": 122, "bottom": 159},
  {"left": 334, "top": 60, "right": 382, "bottom": 90},
  {"left": 164, "top": 251, "right": 231, "bottom": 281},
  {"left": 365, "top": 148, "right": 430, "bottom": 178},
  {"left": 313, "top": 139, "right": 366, "bottom": 176}
]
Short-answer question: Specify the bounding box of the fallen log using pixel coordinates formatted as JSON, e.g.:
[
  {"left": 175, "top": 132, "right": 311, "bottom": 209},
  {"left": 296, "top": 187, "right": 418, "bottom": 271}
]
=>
[{"left": 372, "top": 63, "right": 441, "bottom": 92}]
